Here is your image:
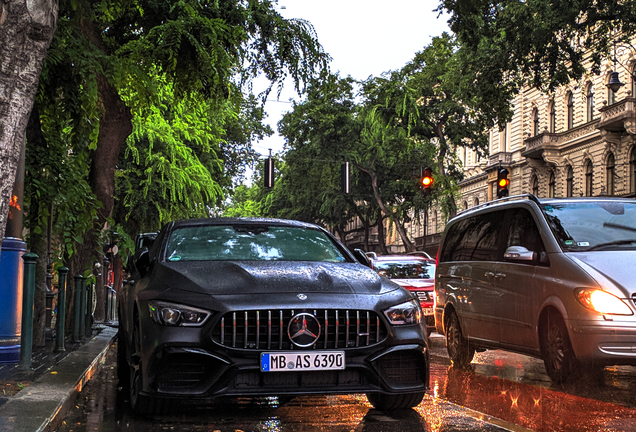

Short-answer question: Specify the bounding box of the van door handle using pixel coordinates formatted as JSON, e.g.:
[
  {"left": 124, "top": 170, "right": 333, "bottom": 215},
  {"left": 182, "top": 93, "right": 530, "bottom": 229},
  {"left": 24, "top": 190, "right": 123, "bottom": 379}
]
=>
[
  {"left": 495, "top": 273, "right": 506, "bottom": 279},
  {"left": 485, "top": 272, "right": 495, "bottom": 277}
]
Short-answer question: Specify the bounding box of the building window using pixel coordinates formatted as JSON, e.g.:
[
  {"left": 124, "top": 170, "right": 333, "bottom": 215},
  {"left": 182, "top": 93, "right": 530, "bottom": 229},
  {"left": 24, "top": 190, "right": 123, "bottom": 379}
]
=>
[
  {"left": 531, "top": 175, "right": 539, "bottom": 196},
  {"left": 608, "top": 74, "right": 616, "bottom": 105},
  {"left": 566, "top": 91, "right": 574, "bottom": 129},
  {"left": 606, "top": 153, "right": 615, "bottom": 196},
  {"left": 463, "top": 201, "right": 468, "bottom": 210},
  {"left": 566, "top": 166, "right": 574, "bottom": 197},
  {"left": 432, "top": 210, "right": 438, "bottom": 233},
  {"left": 474, "top": 197, "right": 480, "bottom": 207},
  {"left": 586, "top": 83, "right": 594, "bottom": 122},
  {"left": 548, "top": 172, "right": 556, "bottom": 197},
  {"left": 549, "top": 100, "right": 556, "bottom": 133},
  {"left": 585, "top": 160, "right": 594, "bottom": 196},
  {"left": 500, "top": 125, "right": 507, "bottom": 152},
  {"left": 632, "top": 64, "right": 636, "bottom": 99},
  {"left": 532, "top": 107, "right": 540, "bottom": 136},
  {"left": 631, "top": 148, "right": 636, "bottom": 195}
]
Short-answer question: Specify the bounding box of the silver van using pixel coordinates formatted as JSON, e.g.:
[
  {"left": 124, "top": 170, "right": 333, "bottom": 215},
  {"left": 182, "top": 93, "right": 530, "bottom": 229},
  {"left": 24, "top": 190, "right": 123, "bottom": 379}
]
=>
[{"left": 434, "top": 195, "right": 636, "bottom": 383}]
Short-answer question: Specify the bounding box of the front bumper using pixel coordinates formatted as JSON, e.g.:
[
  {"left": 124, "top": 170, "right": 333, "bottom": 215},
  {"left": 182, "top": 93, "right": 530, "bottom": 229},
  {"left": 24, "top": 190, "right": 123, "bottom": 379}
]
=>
[
  {"left": 568, "top": 319, "right": 636, "bottom": 365},
  {"left": 137, "top": 315, "right": 429, "bottom": 401}
]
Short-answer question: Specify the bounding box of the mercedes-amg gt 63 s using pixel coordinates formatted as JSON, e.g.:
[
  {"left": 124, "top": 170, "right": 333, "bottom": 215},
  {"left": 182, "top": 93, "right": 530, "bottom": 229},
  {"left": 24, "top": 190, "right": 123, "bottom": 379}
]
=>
[{"left": 118, "top": 218, "right": 430, "bottom": 414}]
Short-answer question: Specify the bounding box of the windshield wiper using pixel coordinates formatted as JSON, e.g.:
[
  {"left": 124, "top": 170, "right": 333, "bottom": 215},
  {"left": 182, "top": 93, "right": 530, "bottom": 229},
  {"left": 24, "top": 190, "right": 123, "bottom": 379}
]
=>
[
  {"left": 583, "top": 239, "right": 636, "bottom": 251},
  {"left": 603, "top": 222, "right": 636, "bottom": 233}
]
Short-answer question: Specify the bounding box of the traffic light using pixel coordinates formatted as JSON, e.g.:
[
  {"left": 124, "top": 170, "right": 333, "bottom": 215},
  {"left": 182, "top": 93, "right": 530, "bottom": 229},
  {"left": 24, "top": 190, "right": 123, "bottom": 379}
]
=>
[
  {"left": 421, "top": 167, "right": 434, "bottom": 195},
  {"left": 497, "top": 168, "right": 509, "bottom": 198},
  {"left": 264, "top": 157, "right": 275, "bottom": 189}
]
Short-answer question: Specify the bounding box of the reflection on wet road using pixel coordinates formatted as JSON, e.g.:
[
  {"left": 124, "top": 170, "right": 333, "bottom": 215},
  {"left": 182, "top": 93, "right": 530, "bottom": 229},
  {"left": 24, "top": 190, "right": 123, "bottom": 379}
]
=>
[{"left": 55, "top": 340, "right": 636, "bottom": 431}]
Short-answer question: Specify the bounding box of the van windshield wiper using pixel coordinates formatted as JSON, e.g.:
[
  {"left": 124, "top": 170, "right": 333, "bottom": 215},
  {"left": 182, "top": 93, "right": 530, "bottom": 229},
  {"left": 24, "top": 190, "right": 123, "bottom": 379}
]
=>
[
  {"left": 583, "top": 239, "right": 636, "bottom": 251},
  {"left": 603, "top": 222, "right": 636, "bottom": 233}
]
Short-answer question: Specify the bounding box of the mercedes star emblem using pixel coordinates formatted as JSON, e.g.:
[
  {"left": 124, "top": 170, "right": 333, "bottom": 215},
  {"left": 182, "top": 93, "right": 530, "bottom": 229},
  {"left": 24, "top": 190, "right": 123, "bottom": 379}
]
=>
[
  {"left": 288, "top": 313, "right": 321, "bottom": 347},
  {"left": 297, "top": 293, "right": 307, "bottom": 300}
]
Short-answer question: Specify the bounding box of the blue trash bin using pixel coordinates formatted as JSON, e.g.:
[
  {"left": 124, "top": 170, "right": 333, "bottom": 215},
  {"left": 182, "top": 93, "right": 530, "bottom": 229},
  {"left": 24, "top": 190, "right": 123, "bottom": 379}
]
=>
[{"left": 0, "top": 237, "right": 26, "bottom": 363}]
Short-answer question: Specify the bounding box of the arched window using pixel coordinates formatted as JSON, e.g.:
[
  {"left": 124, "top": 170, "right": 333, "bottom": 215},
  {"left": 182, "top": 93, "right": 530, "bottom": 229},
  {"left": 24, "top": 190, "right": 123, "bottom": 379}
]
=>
[
  {"left": 549, "top": 100, "right": 556, "bottom": 133},
  {"left": 632, "top": 63, "right": 636, "bottom": 98},
  {"left": 566, "top": 91, "right": 574, "bottom": 129},
  {"left": 474, "top": 197, "right": 480, "bottom": 207},
  {"left": 548, "top": 172, "right": 556, "bottom": 197},
  {"left": 631, "top": 148, "right": 636, "bottom": 195},
  {"left": 585, "top": 160, "right": 594, "bottom": 196},
  {"left": 586, "top": 83, "right": 594, "bottom": 122},
  {"left": 608, "top": 74, "right": 617, "bottom": 105},
  {"left": 532, "top": 107, "right": 540, "bottom": 136},
  {"left": 463, "top": 201, "right": 468, "bottom": 210},
  {"left": 566, "top": 166, "right": 574, "bottom": 197},
  {"left": 606, "top": 153, "right": 615, "bottom": 196},
  {"left": 531, "top": 175, "right": 539, "bottom": 196}
]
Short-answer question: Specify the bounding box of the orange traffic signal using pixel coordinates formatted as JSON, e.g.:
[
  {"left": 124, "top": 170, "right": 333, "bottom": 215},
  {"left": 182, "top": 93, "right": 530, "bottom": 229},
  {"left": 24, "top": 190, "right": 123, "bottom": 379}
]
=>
[
  {"left": 421, "top": 167, "right": 434, "bottom": 195},
  {"left": 497, "top": 168, "right": 509, "bottom": 198}
]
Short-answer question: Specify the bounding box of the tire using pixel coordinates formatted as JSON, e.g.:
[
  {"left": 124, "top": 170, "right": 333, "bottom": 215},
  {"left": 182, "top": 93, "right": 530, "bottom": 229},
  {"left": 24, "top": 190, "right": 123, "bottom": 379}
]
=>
[
  {"left": 446, "top": 312, "right": 475, "bottom": 368},
  {"left": 366, "top": 391, "right": 425, "bottom": 410},
  {"left": 541, "top": 311, "right": 576, "bottom": 384},
  {"left": 116, "top": 326, "right": 129, "bottom": 386},
  {"left": 129, "top": 318, "right": 172, "bottom": 415}
]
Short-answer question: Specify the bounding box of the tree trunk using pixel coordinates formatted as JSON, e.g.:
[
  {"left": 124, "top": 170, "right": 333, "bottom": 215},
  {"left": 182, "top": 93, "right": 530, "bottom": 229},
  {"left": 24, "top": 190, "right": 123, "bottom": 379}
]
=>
[
  {"left": 376, "top": 213, "right": 388, "bottom": 255},
  {"left": 436, "top": 125, "right": 458, "bottom": 219},
  {"left": 357, "top": 165, "right": 415, "bottom": 252},
  {"left": 0, "top": 0, "right": 58, "bottom": 254}
]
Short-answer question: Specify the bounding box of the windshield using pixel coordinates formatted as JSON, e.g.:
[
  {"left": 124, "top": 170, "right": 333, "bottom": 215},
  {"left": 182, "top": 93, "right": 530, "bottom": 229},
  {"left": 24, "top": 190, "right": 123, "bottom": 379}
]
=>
[
  {"left": 373, "top": 260, "right": 436, "bottom": 279},
  {"left": 165, "top": 225, "right": 347, "bottom": 262},
  {"left": 541, "top": 201, "right": 636, "bottom": 251}
]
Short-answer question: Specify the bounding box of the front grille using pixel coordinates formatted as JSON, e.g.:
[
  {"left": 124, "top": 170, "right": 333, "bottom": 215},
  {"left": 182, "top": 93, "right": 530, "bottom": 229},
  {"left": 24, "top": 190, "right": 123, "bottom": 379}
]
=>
[
  {"left": 375, "top": 351, "right": 424, "bottom": 385},
  {"left": 234, "top": 370, "right": 363, "bottom": 389},
  {"left": 211, "top": 309, "right": 387, "bottom": 350}
]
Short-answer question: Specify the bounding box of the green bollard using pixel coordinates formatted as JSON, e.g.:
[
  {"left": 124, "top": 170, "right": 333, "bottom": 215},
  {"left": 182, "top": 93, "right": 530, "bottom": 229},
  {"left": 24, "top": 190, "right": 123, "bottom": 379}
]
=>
[
  {"left": 55, "top": 267, "right": 68, "bottom": 352},
  {"left": 84, "top": 283, "right": 92, "bottom": 337},
  {"left": 79, "top": 276, "right": 87, "bottom": 339},
  {"left": 19, "top": 253, "right": 38, "bottom": 371},
  {"left": 73, "top": 275, "right": 82, "bottom": 342}
]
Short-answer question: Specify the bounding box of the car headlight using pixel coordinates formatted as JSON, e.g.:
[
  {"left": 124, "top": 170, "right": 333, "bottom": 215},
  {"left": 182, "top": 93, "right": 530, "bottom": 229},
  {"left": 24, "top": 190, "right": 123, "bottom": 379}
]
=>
[
  {"left": 575, "top": 289, "right": 633, "bottom": 316},
  {"left": 148, "top": 301, "right": 212, "bottom": 326},
  {"left": 383, "top": 299, "right": 422, "bottom": 325}
]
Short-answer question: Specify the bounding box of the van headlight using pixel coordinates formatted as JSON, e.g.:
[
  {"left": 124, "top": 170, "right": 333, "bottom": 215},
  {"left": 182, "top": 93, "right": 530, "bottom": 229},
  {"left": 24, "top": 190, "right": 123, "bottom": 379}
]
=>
[
  {"left": 575, "top": 289, "right": 633, "bottom": 316},
  {"left": 384, "top": 299, "right": 422, "bottom": 325},
  {"left": 148, "top": 301, "right": 212, "bottom": 326}
]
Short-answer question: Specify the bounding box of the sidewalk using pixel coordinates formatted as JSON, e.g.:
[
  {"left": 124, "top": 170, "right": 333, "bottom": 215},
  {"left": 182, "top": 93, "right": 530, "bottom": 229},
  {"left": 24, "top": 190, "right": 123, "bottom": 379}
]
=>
[{"left": 0, "top": 324, "right": 118, "bottom": 432}]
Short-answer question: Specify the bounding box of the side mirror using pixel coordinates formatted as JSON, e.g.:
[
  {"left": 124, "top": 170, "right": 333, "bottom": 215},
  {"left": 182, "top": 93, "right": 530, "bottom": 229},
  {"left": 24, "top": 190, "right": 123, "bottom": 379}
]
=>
[
  {"left": 503, "top": 245, "right": 537, "bottom": 262},
  {"left": 352, "top": 248, "right": 372, "bottom": 267},
  {"left": 135, "top": 247, "right": 151, "bottom": 277}
]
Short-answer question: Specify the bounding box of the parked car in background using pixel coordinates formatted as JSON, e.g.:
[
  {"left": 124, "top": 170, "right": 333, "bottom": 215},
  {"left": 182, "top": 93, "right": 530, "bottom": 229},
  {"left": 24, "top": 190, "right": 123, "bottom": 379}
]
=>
[
  {"left": 118, "top": 218, "right": 430, "bottom": 414},
  {"left": 371, "top": 255, "right": 436, "bottom": 335},
  {"left": 435, "top": 195, "right": 636, "bottom": 384}
]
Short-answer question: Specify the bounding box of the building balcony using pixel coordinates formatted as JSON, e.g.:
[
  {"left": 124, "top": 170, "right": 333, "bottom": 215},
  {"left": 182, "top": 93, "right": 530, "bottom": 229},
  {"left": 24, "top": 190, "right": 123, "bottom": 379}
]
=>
[
  {"left": 522, "top": 131, "right": 559, "bottom": 159},
  {"left": 597, "top": 97, "right": 636, "bottom": 135},
  {"left": 486, "top": 151, "right": 513, "bottom": 168}
]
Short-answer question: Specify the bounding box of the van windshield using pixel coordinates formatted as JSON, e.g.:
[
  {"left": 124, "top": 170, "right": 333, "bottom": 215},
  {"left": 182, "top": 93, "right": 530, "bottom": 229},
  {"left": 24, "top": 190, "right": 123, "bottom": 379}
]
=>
[{"left": 541, "top": 201, "right": 636, "bottom": 251}]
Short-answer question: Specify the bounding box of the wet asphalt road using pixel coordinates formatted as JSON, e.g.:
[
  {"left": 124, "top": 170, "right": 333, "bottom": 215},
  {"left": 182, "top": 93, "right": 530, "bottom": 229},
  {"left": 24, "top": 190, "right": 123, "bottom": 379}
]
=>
[{"left": 54, "top": 334, "right": 636, "bottom": 432}]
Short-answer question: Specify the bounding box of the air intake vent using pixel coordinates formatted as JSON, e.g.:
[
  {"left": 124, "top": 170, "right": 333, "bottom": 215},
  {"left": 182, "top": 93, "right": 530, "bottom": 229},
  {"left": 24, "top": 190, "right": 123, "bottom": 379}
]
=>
[{"left": 211, "top": 309, "right": 387, "bottom": 350}]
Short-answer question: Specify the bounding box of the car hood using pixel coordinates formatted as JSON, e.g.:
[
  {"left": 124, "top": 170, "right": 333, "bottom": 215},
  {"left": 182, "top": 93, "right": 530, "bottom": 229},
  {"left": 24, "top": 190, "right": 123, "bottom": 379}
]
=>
[
  {"left": 149, "top": 260, "right": 396, "bottom": 295},
  {"left": 568, "top": 251, "right": 635, "bottom": 294}
]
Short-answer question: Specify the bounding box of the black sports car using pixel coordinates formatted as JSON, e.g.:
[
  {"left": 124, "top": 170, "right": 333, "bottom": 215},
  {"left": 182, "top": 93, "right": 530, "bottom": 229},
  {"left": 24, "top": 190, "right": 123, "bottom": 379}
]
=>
[{"left": 118, "top": 218, "right": 429, "bottom": 414}]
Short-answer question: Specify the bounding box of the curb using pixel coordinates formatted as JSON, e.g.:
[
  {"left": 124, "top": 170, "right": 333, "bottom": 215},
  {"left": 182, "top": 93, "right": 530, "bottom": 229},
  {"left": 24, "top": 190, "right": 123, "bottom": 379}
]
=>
[{"left": 0, "top": 326, "right": 118, "bottom": 432}]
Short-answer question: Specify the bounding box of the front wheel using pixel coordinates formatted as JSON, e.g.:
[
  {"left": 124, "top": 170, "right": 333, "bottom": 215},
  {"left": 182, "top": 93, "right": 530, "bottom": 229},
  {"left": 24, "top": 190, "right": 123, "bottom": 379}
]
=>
[
  {"left": 446, "top": 312, "right": 475, "bottom": 368},
  {"left": 541, "top": 311, "right": 577, "bottom": 384},
  {"left": 366, "top": 391, "right": 425, "bottom": 410}
]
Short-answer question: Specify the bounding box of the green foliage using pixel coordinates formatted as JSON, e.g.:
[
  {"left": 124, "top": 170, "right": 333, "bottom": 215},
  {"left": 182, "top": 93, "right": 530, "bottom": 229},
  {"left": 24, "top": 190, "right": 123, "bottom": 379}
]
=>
[
  {"left": 438, "top": 0, "right": 636, "bottom": 92},
  {"left": 221, "top": 184, "right": 263, "bottom": 217}
]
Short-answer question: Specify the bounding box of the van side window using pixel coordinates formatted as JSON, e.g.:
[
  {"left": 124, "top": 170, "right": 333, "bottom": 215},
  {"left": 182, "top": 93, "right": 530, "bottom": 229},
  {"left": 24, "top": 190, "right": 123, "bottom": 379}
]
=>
[
  {"left": 439, "top": 211, "right": 504, "bottom": 262},
  {"left": 506, "top": 208, "right": 548, "bottom": 264}
]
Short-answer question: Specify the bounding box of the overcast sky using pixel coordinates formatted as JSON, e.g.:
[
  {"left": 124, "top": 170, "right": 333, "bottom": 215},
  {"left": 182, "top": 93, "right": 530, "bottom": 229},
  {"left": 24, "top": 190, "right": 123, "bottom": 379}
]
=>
[{"left": 252, "top": 0, "right": 451, "bottom": 157}]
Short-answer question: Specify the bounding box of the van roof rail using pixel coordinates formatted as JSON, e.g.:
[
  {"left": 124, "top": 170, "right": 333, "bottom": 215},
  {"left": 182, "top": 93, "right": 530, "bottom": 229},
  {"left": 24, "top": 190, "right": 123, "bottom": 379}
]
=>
[{"left": 457, "top": 194, "right": 541, "bottom": 217}]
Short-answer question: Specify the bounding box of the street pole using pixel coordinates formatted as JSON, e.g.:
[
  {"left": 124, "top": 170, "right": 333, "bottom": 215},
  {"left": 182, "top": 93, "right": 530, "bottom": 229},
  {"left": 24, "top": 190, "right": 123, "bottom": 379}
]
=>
[
  {"left": 18, "top": 253, "right": 38, "bottom": 370},
  {"left": 55, "top": 267, "right": 68, "bottom": 352}
]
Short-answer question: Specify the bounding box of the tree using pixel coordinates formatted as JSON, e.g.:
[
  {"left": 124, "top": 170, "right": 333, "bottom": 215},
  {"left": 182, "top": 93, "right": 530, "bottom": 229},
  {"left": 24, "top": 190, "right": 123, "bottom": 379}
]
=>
[
  {"left": 0, "top": 0, "right": 58, "bottom": 255},
  {"left": 438, "top": 0, "right": 636, "bottom": 92}
]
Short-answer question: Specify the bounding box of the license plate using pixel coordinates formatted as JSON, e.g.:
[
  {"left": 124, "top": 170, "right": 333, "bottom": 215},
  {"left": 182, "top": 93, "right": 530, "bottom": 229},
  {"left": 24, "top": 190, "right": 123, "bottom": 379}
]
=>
[
  {"left": 260, "top": 351, "right": 345, "bottom": 372},
  {"left": 422, "top": 307, "right": 434, "bottom": 316}
]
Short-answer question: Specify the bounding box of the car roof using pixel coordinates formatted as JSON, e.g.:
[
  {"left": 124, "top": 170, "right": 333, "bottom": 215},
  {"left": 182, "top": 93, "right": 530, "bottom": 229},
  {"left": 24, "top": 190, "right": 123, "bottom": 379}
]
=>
[
  {"left": 373, "top": 255, "right": 431, "bottom": 262},
  {"left": 168, "top": 217, "right": 323, "bottom": 230}
]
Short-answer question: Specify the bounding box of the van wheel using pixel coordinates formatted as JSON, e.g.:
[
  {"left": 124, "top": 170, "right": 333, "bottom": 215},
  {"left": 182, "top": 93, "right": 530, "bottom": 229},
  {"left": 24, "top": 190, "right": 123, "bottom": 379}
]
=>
[
  {"left": 446, "top": 312, "right": 474, "bottom": 368},
  {"left": 541, "top": 311, "right": 576, "bottom": 384}
]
